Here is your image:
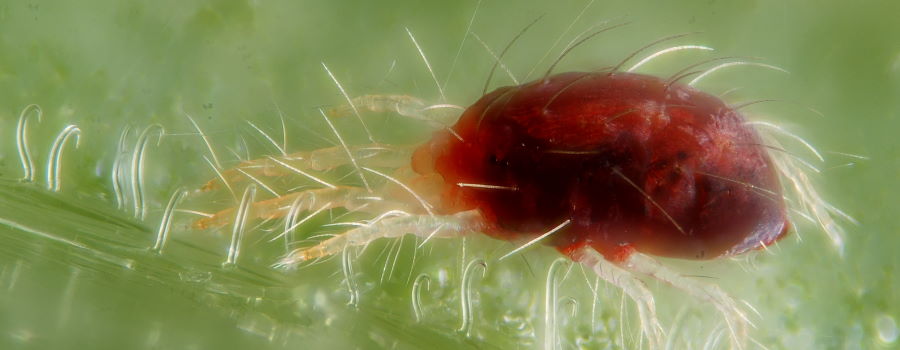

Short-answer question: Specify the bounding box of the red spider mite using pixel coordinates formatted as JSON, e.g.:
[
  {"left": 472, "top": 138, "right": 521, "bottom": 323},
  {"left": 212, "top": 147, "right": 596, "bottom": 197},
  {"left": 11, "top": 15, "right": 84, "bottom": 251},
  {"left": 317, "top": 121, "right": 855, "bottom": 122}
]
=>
[
  {"left": 412, "top": 70, "right": 789, "bottom": 263},
  {"left": 191, "top": 25, "right": 813, "bottom": 349}
]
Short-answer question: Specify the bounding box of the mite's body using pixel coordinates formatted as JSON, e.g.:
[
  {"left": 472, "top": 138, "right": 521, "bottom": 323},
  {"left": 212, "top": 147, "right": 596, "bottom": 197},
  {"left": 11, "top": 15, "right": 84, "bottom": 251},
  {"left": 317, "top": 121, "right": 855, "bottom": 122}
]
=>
[{"left": 414, "top": 71, "right": 789, "bottom": 261}]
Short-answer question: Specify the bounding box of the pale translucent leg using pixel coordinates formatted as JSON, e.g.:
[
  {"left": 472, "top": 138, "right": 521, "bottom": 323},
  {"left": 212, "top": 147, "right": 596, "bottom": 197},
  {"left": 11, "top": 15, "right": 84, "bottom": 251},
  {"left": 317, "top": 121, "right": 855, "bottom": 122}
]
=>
[
  {"left": 624, "top": 253, "right": 750, "bottom": 350},
  {"left": 765, "top": 135, "right": 847, "bottom": 254},
  {"left": 575, "top": 248, "right": 665, "bottom": 349},
  {"left": 194, "top": 186, "right": 375, "bottom": 229},
  {"left": 323, "top": 94, "right": 465, "bottom": 139},
  {"left": 275, "top": 210, "right": 484, "bottom": 268},
  {"left": 202, "top": 144, "right": 411, "bottom": 191},
  {"left": 325, "top": 94, "right": 426, "bottom": 118},
  {"left": 323, "top": 94, "right": 461, "bottom": 125}
]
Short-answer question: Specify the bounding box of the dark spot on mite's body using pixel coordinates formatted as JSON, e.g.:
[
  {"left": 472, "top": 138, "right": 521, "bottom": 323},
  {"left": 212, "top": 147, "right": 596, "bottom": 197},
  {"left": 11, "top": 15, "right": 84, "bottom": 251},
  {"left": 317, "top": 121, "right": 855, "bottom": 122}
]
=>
[{"left": 668, "top": 170, "right": 682, "bottom": 183}]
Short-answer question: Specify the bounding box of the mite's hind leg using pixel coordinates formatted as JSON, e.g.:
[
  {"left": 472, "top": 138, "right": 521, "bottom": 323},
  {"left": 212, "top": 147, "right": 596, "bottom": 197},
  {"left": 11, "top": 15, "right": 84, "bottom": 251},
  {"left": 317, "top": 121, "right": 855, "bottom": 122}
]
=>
[
  {"left": 324, "top": 94, "right": 463, "bottom": 126},
  {"left": 574, "top": 247, "right": 665, "bottom": 349},
  {"left": 275, "top": 210, "right": 484, "bottom": 268},
  {"left": 201, "top": 144, "right": 412, "bottom": 191},
  {"left": 623, "top": 252, "right": 751, "bottom": 349},
  {"left": 194, "top": 186, "right": 379, "bottom": 229}
]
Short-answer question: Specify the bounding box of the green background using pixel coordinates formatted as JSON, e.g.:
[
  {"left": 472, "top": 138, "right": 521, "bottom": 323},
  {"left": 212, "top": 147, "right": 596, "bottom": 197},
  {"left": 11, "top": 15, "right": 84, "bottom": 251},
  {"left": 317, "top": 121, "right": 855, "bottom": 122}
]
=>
[{"left": 0, "top": 0, "right": 897, "bottom": 349}]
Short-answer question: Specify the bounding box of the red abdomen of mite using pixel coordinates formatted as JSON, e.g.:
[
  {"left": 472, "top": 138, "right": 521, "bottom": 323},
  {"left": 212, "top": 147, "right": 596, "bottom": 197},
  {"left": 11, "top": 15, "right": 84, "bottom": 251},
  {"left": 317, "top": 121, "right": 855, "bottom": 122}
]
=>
[{"left": 413, "top": 72, "right": 789, "bottom": 260}]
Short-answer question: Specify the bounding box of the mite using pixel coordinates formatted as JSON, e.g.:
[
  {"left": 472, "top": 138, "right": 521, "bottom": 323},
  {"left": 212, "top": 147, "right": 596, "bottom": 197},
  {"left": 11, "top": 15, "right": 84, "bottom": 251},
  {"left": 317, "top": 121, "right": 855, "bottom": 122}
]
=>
[{"left": 192, "top": 38, "right": 842, "bottom": 349}]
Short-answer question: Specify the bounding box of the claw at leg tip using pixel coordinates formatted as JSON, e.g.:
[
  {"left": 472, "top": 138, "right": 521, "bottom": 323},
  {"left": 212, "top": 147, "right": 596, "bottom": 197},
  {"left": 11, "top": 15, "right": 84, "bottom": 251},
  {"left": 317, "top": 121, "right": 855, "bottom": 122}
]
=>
[
  {"left": 275, "top": 248, "right": 318, "bottom": 269},
  {"left": 200, "top": 181, "right": 218, "bottom": 192},
  {"left": 193, "top": 219, "right": 212, "bottom": 230}
]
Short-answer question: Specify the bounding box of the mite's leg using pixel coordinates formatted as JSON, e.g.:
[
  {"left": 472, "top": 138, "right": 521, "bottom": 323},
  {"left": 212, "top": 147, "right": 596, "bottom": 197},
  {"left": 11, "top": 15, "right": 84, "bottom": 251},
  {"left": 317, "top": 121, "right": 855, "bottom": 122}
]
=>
[
  {"left": 194, "top": 186, "right": 383, "bottom": 229},
  {"left": 623, "top": 252, "right": 751, "bottom": 349},
  {"left": 201, "top": 144, "right": 411, "bottom": 191},
  {"left": 323, "top": 94, "right": 462, "bottom": 126},
  {"left": 574, "top": 248, "right": 665, "bottom": 349},
  {"left": 275, "top": 210, "right": 484, "bottom": 268},
  {"left": 765, "top": 136, "right": 847, "bottom": 252}
]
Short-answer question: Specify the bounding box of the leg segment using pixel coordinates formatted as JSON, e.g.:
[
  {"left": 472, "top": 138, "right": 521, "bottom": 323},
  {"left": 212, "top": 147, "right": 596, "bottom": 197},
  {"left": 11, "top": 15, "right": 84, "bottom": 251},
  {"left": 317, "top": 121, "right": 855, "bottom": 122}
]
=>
[
  {"left": 201, "top": 144, "right": 411, "bottom": 191},
  {"left": 622, "top": 253, "right": 751, "bottom": 349},
  {"left": 574, "top": 247, "right": 665, "bottom": 349},
  {"left": 323, "top": 94, "right": 461, "bottom": 126},
  {"left": 275, "top": 210, "right": 484, "bottom": 268},
  {"left": 194, "top": 186, "right": 373, "bottom": 229}
]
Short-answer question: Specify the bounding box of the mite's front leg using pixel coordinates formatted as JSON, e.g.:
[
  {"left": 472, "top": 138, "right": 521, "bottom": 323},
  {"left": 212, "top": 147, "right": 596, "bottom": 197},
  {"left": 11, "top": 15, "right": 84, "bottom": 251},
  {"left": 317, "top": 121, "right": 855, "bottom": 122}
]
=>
[
  {"left": 324, "top": 94, "right": 462, "bottom": 126},
  {"left": 200, "top": 144, "right": 411, "bottom": 192},
  {"left": 194, "top": 186, "right": 378, "bottom": 229},
  {"left": 275, "top": 210, "right": 485, "bottom": 268}
]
